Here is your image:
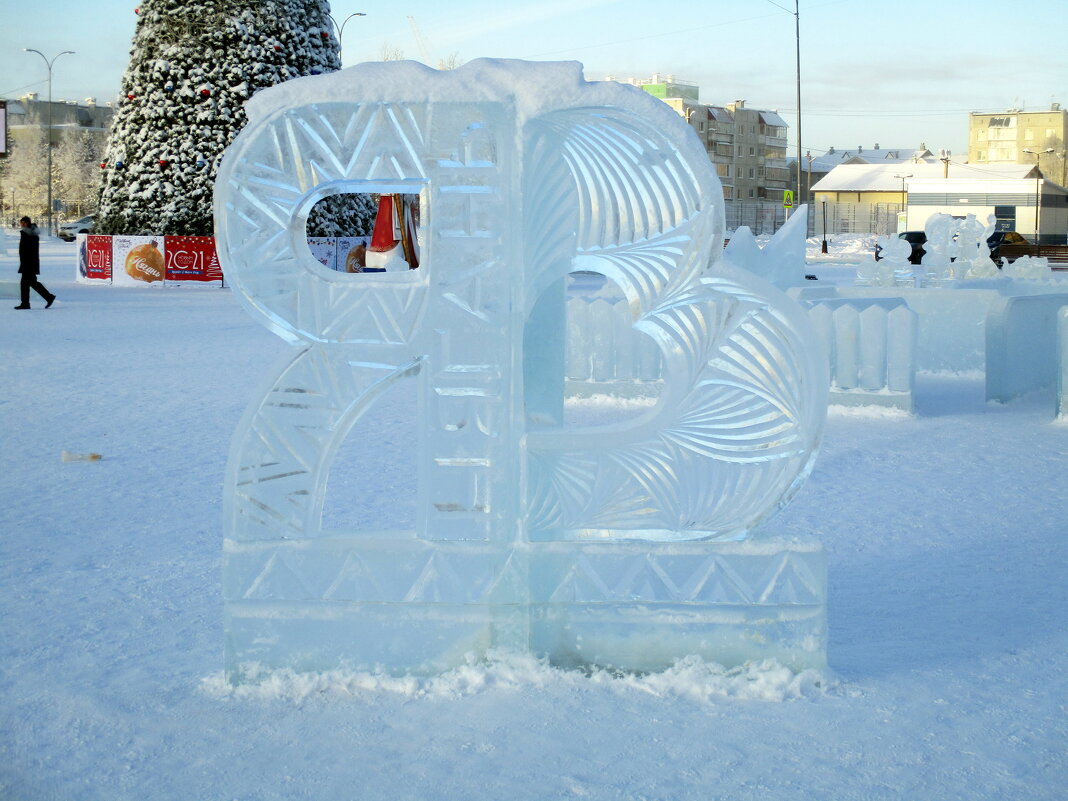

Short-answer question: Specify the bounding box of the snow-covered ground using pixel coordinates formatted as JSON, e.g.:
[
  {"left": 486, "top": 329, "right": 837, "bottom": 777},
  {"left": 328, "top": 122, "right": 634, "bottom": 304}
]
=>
[{"left": 2, "top": 235, "right": 1065, "bottom": 800}]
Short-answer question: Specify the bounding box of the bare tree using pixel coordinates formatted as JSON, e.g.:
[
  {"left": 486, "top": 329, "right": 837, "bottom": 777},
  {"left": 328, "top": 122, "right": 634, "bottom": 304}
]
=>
[
  {"left": 379, "top": 42, "right": 406, "bottom": 61},
  {"left": 54, "top": 130, "right": 103, "bottom": 218},
  {"left": 436, "top": 52, "right": 463, "bottom": 71},
  {"left": 0, "top": 127, "right": 49, "bottom": 222}
]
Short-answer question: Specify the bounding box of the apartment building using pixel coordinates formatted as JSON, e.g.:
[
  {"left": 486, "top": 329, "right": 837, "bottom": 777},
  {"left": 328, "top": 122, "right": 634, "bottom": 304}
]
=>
[
  {"left": 3, "top": 93, "right": 115, "bottom": 148},
  {"left": 611, "top": 76, "right": 790, "bottom": 204},
  {"left": 969, "top": 104, "right": 1067, "bottom": 187}
]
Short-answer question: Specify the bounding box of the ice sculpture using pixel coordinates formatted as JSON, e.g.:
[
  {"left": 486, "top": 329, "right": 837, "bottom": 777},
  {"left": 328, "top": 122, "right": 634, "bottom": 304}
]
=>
[
  {"left": 957, "top": 214, "right": 999, "bottom": 279},
  {"left": 861, "top": 234, "right": 912, "bottom": 287},
  {"left": 721, "top": 206, "right": 810, "bottom": 288},
  {"left": 920, "top": 213, "right": 959, "bottom": 283},
  {"left": 215, "top": 60, "right": 828, "bottom": 679},
  {"left": 1003, "top": 254, "right": 1052, "bottom": 280}
]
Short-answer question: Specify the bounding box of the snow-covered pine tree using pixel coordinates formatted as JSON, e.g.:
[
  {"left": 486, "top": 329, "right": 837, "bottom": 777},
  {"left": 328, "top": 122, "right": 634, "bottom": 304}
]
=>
[{"left": 97, "top": 0, "right": 374, "bottom": 237}]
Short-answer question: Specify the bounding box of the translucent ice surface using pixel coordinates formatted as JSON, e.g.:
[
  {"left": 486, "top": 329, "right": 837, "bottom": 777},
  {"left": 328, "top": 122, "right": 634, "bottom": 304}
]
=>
[{"left": 215, "top": 60, "right": 828, "bottom": 679}]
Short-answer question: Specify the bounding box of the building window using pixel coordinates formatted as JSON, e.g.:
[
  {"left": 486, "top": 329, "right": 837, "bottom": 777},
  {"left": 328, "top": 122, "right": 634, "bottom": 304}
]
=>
[
  {"left": 977, "top": 150, "right": 985, "bottom": 160},
  {"left": 749, "top": 188, "right": 755, "bottom": 198},
  {"left": 748, "top": 167, "right": 755, "bottom": 179},
  {"left": 749, "top": 146, "right": 755, "bottom": 156},
  {"left": 1024, "top": 129, "right": 1034, "bottom": 141}
]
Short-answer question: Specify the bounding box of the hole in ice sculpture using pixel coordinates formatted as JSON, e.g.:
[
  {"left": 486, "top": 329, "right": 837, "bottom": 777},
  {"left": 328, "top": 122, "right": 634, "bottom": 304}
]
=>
[
  {"left": 304, "top": 188, "right": 425, "bottom": 274},
  {"left": 556, "top": 271, "right": 662, "bottom": 429},
  {"left": 320, "top": 372, "right": 419, "bottom": 534}
]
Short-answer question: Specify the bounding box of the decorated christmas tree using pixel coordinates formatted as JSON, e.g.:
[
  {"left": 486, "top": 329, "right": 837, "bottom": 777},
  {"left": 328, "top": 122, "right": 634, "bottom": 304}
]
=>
[{"left": 97, "top": 0, "right": 374, "bottom": 236}]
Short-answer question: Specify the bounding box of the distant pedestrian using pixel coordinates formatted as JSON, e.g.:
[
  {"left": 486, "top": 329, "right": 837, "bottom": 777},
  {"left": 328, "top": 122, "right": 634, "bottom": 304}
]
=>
[{"left": 14, "top": 216, "right": 55, "bottom": 310}]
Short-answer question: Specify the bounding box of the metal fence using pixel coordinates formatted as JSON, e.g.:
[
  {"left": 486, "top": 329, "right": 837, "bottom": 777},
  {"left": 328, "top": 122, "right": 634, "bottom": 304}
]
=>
[
  {"left": 724, "top": 201, "right": 905, "bottom": 238},
  {"left": 810, "top": 202, "right": 904, "bottom": 237}
]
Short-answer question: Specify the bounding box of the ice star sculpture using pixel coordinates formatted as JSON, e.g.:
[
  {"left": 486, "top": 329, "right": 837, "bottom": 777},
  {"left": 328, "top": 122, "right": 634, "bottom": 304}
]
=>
[{"left": 215, "top": 60, "right": 829, "bottom": 679}]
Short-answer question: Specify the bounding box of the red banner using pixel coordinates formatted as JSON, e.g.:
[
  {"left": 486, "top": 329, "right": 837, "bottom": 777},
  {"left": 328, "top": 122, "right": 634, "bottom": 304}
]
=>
[
  {"left": 82, "top": 235, "right": 113, "bottom": 281},
  {"left": 164, "top": 236, "right": 223, "bottom": 283}
]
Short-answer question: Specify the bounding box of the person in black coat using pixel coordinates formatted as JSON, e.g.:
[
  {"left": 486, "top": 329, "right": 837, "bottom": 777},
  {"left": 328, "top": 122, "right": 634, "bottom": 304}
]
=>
[{"left": 15, "top": 216, "right": 55, "bottom": 310}]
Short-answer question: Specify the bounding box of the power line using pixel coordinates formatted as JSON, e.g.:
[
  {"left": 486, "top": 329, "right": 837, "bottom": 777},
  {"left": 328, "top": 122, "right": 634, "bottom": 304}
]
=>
[{"left": 0, "top": 79, "right": 48, "bottom": 98}]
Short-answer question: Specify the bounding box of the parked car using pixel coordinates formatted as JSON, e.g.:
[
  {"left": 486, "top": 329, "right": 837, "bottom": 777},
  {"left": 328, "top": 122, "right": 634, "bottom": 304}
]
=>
[
  {"left": 58, "top": 215, "right": 95, "bottom": 241},
  {"left": 875, "top": 231, "right": 927, "bottom": 264},
  {"left": 985, "top": 230, "right": 1028, "bottom": 262}
]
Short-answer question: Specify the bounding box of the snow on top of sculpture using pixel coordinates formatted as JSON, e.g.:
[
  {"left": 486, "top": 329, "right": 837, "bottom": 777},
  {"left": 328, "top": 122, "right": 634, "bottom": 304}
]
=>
[{"left": 215, "top": 58, "right": 827, "bottom": 543}]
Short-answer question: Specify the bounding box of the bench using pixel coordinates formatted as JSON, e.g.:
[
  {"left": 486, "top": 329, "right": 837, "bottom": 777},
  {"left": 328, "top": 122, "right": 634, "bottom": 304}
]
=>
[{"left": 999, "top": 243, "right": 1068, "bottom": 264}]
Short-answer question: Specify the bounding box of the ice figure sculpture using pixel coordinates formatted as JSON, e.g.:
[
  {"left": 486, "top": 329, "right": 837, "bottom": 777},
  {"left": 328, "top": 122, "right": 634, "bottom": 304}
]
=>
[
  {"left": 861, "top": 235, "right": 912, "bottom": 287},
  {"left": 957, "top": 214, "right": 999, "bottom": 279},
  {"left": 920, "top": 213, "right": 958, "bottom": 283},
  {"left": 215, "top": 60, "right": 828, "bottom": 679}
]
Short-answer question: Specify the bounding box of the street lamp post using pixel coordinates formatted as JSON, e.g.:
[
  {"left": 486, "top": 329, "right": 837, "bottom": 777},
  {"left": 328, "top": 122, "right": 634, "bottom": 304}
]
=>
[
  {"left": 893, "top": 173, "right": 912, "bottom": 232},
  {"left": 821, "top": 198, "right": 828, "bottom": 254},
  {"left": 1022, "top": 147, "right": 1054, "bottom": 244},
  {"left": 328, "top": 11, "right": 367, "bottom": 59},
  {"left": 893, "top": 173, "right": 912, "bottom": 208},
  {"left": 23, "top": 48, "right": 74, "bottom": 237},
  {"left": 793, "top": 0, "right": 802, "bottom": 213}
]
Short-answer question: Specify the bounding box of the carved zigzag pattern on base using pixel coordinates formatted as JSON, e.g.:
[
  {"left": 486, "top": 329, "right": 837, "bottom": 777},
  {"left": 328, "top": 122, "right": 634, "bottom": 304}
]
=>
[{"left": 227, "top": 543, "right": 823, "bottom": 608}]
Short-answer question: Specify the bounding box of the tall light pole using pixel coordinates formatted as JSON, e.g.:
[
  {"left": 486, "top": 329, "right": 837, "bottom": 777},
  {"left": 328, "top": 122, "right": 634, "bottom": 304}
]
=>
[
  {"left": 24, "top": 48, "right": 74, "bottom": 236},
  {"left": 328, "top": 11, "right": 367, "bottom": 60},
  {"left": 793, "top": 0, "right": 802, "bottom": 213},
  {"left": 1022, "top": 147, "right": 1054, "bottom": 244}
]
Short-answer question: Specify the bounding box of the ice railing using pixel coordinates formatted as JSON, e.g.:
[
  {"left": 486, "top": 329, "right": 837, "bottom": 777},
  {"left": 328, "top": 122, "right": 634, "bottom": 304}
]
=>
[
  {"left": 565, "top": 287, "right": 918, "bottom": 411},
  {"left": 214, "top": 60, "right": 828, "bottom": 679}
]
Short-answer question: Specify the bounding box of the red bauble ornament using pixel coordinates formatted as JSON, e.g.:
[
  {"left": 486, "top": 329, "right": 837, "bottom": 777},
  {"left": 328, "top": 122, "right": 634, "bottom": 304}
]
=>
[
  {"left": 320, "top": 31, "right": 329, "bottom": 39},
  {"left": 127, "top": 93, "right": 135, "bottom": 100},
  {"left": 100, "top": 162, "right": 107, "bottom": 169},
  {"left": 273, "top": 45, "right": 281, "bottom": 51},
  {"left": 134, "top": 7, "right": 139, "bottom": 13},
  {"left": 200, "top": 89, "right": 211, "bottom": 97},
  {"left": 159, "top": 159, "right": 168, "bottom": 167}
]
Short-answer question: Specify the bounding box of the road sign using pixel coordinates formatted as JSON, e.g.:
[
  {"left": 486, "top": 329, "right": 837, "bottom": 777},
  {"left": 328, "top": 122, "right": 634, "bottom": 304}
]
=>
[{"left": 783, "top": 190, "right": 794, "bottom": 208}]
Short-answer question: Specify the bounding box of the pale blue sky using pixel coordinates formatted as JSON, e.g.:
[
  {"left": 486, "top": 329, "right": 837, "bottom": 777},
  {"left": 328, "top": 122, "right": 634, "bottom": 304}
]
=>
[{"left": 2, "top": 0, "right": 1065, "bottom": 158}]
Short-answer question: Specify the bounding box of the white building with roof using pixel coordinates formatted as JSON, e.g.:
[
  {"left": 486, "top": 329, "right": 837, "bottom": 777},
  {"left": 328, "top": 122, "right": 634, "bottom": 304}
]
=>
[
  {"left": 790, "top": 144, "right": 938, "bottom": 204},
  {"left": 809, "top": 161, "right": 1067, "bottom": 241}
]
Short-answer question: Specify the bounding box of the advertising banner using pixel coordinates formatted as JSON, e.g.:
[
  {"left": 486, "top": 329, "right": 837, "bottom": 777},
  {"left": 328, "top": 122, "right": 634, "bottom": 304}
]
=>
[
  {"left": 163, "top": 236, "right": 223, "bottom": 284},
  {"left": 77, "top": 234, "right": 114, "bottom": 282},
  {"left": 111, "top": 235, "right": 166, "bottom": 287},
  {"left": 336, "top": 236, "right": 371, "bottom": 273},
  {"left": 307, "top": 237, "right": 337, "bottom": 271}
]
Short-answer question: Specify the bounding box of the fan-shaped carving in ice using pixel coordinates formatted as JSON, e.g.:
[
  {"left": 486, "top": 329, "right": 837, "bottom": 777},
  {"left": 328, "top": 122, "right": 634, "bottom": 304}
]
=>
[{"left": 215, "top": 60, "right": 828, "bottom": 679}]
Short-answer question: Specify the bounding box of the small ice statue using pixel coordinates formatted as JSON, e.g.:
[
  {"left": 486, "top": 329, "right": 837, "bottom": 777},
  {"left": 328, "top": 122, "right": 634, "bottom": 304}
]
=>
[
  {"left": 1003, "top": 254, "right": 1052, "bottom": 280},
  {"left": 957, "top": 214, "right": 999, "bottom": 279},
  {"left": 920, "top": 213, "right": 961, "bottom": 283},
  {"left": 862, "top": 234, "right": 911, "bottom": 286},
  {"left": 215, "top": 60, "right": 829, "bottom": 679}
]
